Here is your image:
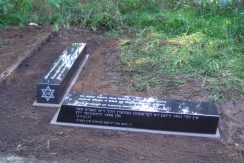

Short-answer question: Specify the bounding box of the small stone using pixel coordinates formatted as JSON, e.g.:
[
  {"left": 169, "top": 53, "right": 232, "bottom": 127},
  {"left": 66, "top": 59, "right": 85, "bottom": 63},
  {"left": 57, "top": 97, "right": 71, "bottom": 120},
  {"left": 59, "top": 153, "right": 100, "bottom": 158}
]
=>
[
  {"left": 56, "top": 132, "right": 64, "bottom": 136},
  {"left": 235, "top": 143, "right": 240, "bottom": 147},
  {"left": 28, "top": 23, "right": 38, "bottom": 26},
  {"left": 46, "top": 140, "right": 50, "bottom": 150},
  {"left": 139, "top": 156, "right": 145, "bottom": 160},
  {"left": 217, "top": 150, "right": 222, "bottom": 154},
  {"left": 227, "top": 138, "right": 233, "bottom": 144},
  {"left": 16, "top": 144, "right": 22, "bottom": 152}
]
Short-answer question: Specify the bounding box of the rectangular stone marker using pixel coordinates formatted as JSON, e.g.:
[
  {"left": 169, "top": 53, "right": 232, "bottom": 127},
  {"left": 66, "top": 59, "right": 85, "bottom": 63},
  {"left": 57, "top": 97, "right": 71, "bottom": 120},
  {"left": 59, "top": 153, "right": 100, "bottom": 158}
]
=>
[
  {"left": 36, "top": 43, "right": 87, "bottom": 104},
  {"left": 54, "top": 93, "right": 219, "bottom": 135}
]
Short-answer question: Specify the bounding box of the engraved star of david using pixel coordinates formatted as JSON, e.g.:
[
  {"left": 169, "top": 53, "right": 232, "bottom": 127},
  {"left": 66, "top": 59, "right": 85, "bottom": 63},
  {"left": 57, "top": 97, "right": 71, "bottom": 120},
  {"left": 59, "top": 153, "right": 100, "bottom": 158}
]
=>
[{"left": 41, "top": 86, "right": 55, "bottom": 101}]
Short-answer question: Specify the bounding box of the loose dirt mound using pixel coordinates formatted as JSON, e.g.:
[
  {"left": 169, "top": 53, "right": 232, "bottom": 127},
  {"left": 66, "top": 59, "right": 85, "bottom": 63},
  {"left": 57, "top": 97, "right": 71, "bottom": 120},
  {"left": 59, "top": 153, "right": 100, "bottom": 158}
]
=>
[{"left": 0, "top": 28, "right": 243, "bottom": 162}]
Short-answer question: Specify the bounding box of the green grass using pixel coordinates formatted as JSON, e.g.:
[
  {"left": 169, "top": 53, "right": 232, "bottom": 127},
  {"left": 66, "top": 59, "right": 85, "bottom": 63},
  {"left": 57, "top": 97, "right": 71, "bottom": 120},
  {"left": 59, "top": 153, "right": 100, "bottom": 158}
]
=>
[
  {"left": 119, "top": 6, "right": 244, "bottom": 101},
  {"left": 38, "top": 0, "right": 122, "bottom": 30}
]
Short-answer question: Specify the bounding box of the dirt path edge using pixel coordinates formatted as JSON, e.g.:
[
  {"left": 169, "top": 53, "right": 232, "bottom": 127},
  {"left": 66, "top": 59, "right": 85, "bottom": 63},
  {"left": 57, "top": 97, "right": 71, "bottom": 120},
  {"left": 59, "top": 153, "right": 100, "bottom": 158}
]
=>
[{"left": 0, "top": 29, "right": 55, "bottom": 85}]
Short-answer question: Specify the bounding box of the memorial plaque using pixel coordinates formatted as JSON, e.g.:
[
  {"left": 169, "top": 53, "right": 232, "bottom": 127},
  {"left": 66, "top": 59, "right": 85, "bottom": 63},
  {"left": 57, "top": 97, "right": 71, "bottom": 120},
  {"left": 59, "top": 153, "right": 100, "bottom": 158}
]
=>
[
  {"left": 36, "top": 43, "right": 87, "bottom": 104},
  {"left": 54, "top": 93, "right": 219, "bottom": 135}
]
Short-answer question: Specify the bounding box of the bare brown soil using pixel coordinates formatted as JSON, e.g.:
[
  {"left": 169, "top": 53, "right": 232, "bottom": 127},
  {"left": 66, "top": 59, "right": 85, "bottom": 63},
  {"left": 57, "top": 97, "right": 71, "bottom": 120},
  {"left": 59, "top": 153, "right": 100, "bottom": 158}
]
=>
[
  {"left": 0, "top": 26, "right": 52, "bottom": 74},
  {"left": 0, "top": 28, "right": 243, "bottom": 162}
]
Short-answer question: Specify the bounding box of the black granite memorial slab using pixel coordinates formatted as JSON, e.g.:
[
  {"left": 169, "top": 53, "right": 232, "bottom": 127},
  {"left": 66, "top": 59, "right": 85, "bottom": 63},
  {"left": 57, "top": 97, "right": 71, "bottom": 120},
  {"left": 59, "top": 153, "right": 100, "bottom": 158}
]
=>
[
  {"left": 53, "top": 93, "right": 219, "bottom": 135},
  {"left": 36, "top": 43, "right": 87, "bottom": 104}
]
